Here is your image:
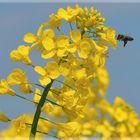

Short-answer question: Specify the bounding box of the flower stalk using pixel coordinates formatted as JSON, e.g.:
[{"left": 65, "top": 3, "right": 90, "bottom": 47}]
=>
[{"left": 29, "top": 80, "right": 53, "bottom": 139}]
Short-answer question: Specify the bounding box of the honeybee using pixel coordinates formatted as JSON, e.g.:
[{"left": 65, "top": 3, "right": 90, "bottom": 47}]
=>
[{"left": 117, "top": 34, "right": 134, "bottom": 47}]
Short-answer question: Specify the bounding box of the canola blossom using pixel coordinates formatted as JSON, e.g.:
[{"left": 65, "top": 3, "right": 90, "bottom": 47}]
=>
[{"left": 0, "top": 5, "right": 140, "bottom": 140}]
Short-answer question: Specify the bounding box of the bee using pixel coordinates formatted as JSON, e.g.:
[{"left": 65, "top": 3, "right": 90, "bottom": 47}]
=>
[{"left": 117, "top": 34, "right": 134, "bottom": 47}]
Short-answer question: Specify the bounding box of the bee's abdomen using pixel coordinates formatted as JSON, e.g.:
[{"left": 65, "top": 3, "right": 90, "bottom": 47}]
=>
[{"left": 126, "top": 36, "right": 134, "bottom": 41}]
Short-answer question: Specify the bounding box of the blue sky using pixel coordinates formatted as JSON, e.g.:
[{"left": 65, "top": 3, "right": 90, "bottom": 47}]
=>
[{"left": 0, "top": 3, "right": 140, "bottom": 130}]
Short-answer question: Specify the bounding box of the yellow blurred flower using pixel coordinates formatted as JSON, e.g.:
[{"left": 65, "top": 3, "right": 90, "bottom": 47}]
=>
[
  {"left": 41, "top": 103, "right": 63, "bottom": 117},
  {"left": 96, "top": 119, "right": 114, "bottom": 137},
  {"left": 0, "top": 112, "right": 9, "bottom": 122},
  {"left": 96, "top": 67, "right": 109, "bottom": 96},
  {"left": 57, "top": 122, "right": 82, "bottom": 138}
]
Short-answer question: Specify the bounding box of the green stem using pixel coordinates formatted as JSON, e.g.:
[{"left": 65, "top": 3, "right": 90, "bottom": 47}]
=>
[
  {"left": 29, "top": 80, "right": 53, "bottom": 139},
  {"left": 69, "top": 23, "right": 73, "bottom": 30},
  {"left": 57, "top": 27, "right": 63, "bottom": 35}
]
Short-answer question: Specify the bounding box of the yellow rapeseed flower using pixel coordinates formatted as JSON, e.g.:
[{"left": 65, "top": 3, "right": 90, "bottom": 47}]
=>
[
  {"left": 7, "top": 68, "right": 32, "bottom": 93},
  {"left": 24, "top": 32, "right": 37, "bottom": 43},
  {"left": 34, "top": 61, "right": 60, "bottom": 85},
  {"left": 47, "top": 14, "right": 61, "bottom": 28},
  {"left": 57, "top": 5, "right": 80, "bottom": 22},
  {"left": 0, "top": 79, "right": 16, "bottom": 96},
  {"left": 10, "top": 45, "right": 32, "bottom": 65}
]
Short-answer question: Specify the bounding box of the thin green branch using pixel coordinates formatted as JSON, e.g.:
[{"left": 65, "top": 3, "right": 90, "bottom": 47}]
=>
[
  {"left": 8, "top": 119, "right": 32, "bottom": 126},
  {"left": 34, "top": 90, "right": 63, "bottom": 107},
  {"left": 22, "top": 82, "right": 45, "bottom": 89},
  {"left": 46, "top": 98, "right": 63, "bottom": 107},
  {"left": 15, "top": 85, "right": 62, "bottom": 108},
  {"left": 16, "top": 92, "right": 62, "bottom": 108},
  {"left": 50, "top": 89, "right": 60, "bottom": 95},
  {"left": 39, "top": 116, "right": 57, "bottom": 125},
  {"left": 25, "top": 122, "right": 32, "bottom": 126},
  {"left": 15, "top": 94, "right": 37, "bottom": 105},
  {"left": 55, "top": 79, "right": 75, "bottom": 90},
  {"left": 36, "top": 130, "right": 58, "bottom": 139},
  {"left": 29, "top": 64, "right": 35, "bottom": 68}
]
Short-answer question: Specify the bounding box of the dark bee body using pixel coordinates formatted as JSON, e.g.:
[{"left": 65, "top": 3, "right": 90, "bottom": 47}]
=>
[{"left": 117, "top": 34, "right": 134, "bottom": 47}]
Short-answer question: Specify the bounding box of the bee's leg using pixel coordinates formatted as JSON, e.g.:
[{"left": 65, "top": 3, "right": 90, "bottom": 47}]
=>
[{"left": 123, "top": 40, "right": 127, "bottom": 47}]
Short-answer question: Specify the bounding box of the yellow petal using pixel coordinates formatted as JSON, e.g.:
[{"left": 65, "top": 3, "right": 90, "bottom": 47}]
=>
[
  {"left": 10, "top": 50, "right": 21, "bottom": 61},
  {"left": 96, "top": 68, "right": 109, "bottom": 86},
  {"left": 24, "top": 32, "right": 37, "bottom": 43},
  {"left": 46, "top": 62, "right": 60, "bottom": 79},
  {"left": 17, "top": 45, "right": 30, "bottom": 56},
  {"left": 39, "top": 76, "right": 51, "bottom": 86},
  {"left": 57, "top": 8, "right": 68, "bottom": 20},
  {"left": 114, "top": 97, "right": 125, "bottom": 107},
  {"left": 75, "top": 68, "right": 87, "bottom": 79},
  {"left": 114, "top": 108, "right": 128, "bottom": 122},
  {"left": 67, "top": 44, "right": 77, "bottom": 53},
  {"left": 41, "top": 103, "right": 53, "bottom": 113},
  {"left": 0, "top": 79, "right": 16, "bottom": 96},
  {"left": 19, "top": 84, "right": 32, "bottom": 94},
  {"left": 78, "top": 40, "right": 92, "bottom": 59},
  {"left": 37, "top": 24, "right": 44, "bottom": 36},
  {"left": 59, "top": 63, "right": 70, "bottom": 76},
  {"left": 41, "top": 50, "right": 55, "bottom": 59},
  {"left": 33, "top": 88, "right": 41, "bottom": 103},
  {"left": 48, "top": 14, "right": 61, "bottom": 29},
  {"left": 57, "top": 48, "right": 67, "bottom": 57},
  {"left": 34, "top": 66, "right": 46, "bottom": 76},
  {"left": 7, "top": 69, "right": 22, "bottom": 85},
  {"left": 107, "top": 28, "right": 117, "bottom": 48},
  {"left": 21, "top": 56, "right": 32, "bottom": 65},
  {"left": 56, "top": 35, "right": 69, "bottom": 48},
  {"left": 43, "top": 29, "right": 55, "bottom": 38},
  {"left": 42, "top": 37, "right": 55, "bottom": 51},
  {"left": 70, "top": 30, "right": 81, "bottom": 43}
]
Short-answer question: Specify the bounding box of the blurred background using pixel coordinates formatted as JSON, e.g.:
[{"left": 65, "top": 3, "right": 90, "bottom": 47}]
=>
[{"left": 0, "top": 2, "right": 140, "bottom": 130}]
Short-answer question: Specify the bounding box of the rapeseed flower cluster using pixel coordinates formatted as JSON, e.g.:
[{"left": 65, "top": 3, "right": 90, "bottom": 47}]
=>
[{"left": 0, "top": 5, "right": 139, "bottom": 140}]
